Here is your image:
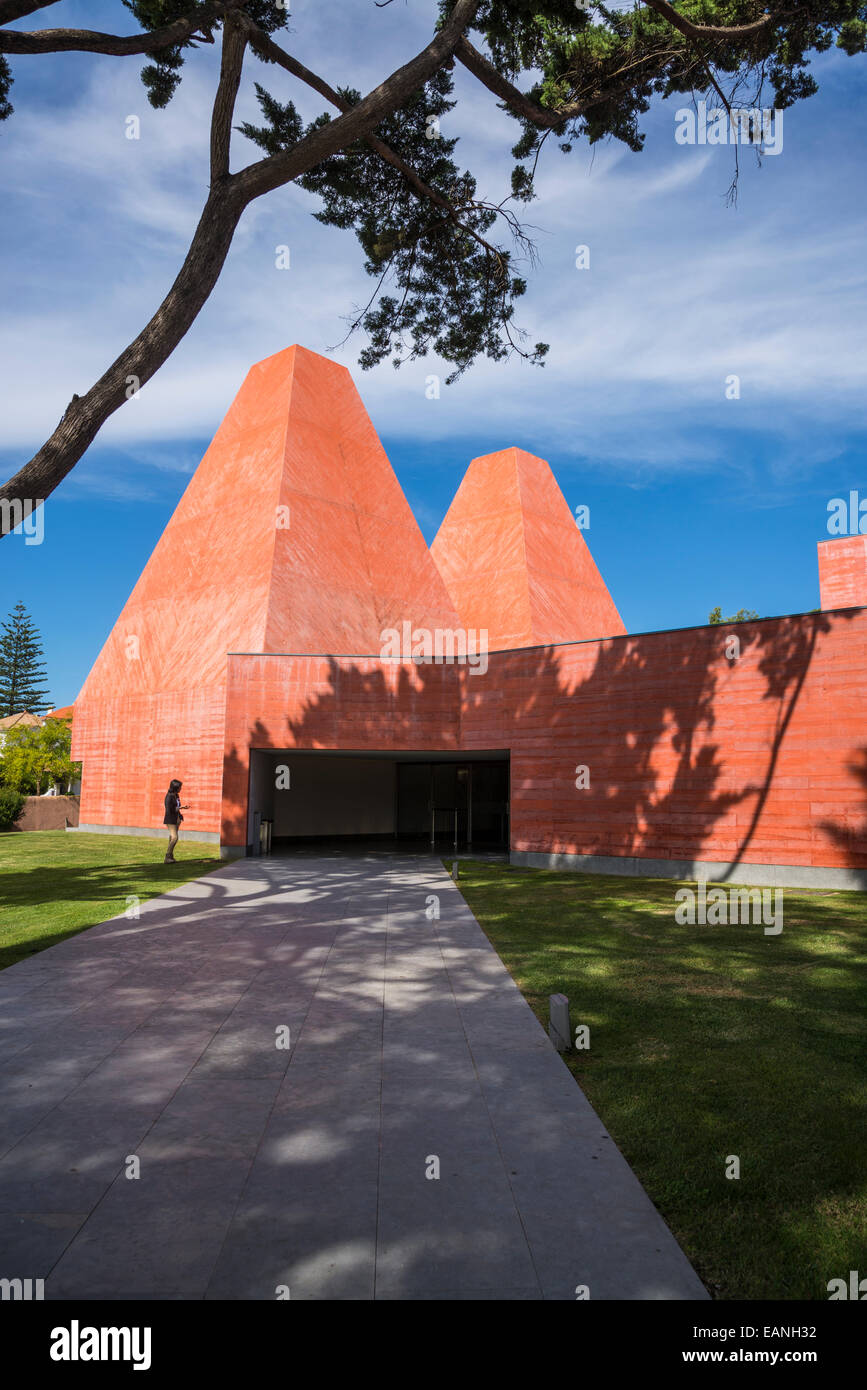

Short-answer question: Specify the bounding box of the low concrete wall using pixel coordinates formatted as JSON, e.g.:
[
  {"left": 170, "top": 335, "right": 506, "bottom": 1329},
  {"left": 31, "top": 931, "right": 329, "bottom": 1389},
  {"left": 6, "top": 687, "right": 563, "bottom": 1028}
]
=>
[
  {"left": 15, "top": 795, "right": 80, "bottom": 831},
  {"left": 511, "top": 850, "right": 867, "bottom": 892},
  {"left": 71, "top": 823, "right": 220, "bottom": 843}
]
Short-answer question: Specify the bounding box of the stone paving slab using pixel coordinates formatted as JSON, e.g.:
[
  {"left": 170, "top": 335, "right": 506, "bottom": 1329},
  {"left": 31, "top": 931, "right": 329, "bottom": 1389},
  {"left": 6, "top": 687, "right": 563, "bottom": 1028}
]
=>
[{"left": 0, "top": 851, "right": 708, "bottom": 1301}]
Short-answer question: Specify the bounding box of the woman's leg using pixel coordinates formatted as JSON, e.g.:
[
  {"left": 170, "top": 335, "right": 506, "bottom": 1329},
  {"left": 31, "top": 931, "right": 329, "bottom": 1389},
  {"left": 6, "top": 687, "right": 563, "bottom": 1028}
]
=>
[{"left": 165, "top": 825, "right": 179, "bottom": 861}]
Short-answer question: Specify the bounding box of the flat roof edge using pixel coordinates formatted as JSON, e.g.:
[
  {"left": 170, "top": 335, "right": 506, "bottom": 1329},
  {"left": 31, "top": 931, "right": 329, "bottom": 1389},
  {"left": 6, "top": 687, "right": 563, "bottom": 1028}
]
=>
[{"left": 226, "top": 603, "right": 865, "bottom": 661}]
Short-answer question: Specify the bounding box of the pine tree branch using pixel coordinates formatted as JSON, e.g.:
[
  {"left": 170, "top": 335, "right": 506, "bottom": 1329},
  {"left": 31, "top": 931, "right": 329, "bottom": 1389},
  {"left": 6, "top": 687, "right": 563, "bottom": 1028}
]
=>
[
  {"left": 240, "top": 15, "right": 503, "bottom": 262},
  {"left": 210, "top": 11, "right": 246, "bottom": 182},
  {"left": 233, "top": 0, "right": 480, "bottom": 203},
  {"left": 456, "top": 2, "right": 775, "bottom": 129},
  {"left": 642, "top": 0, "right": 774, "bottom": 41},
  {"left": 0, "top": 2, "right": 242, "bottom": 56},
  {"left": 455, "top": 36, "right": 589, "bottom": 128},
  {"left": 0, "top": 0, "right": 481, "bottom": 533}
]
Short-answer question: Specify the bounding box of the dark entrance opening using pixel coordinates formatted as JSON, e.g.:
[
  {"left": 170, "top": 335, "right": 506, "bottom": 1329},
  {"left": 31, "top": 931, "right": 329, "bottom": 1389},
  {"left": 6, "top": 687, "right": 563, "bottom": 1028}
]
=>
[
  {"left": 246, "top": 749, "right": 509, "bottom": 855},
  {"left": 395, "top": 758, "right": 509, "bottom": 850}
]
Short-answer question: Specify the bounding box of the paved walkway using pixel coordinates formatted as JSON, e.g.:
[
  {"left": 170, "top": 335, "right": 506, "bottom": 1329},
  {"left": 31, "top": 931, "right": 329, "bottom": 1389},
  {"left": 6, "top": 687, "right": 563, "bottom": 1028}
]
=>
[{"left": 0, "top": 853, "right": 707, "bottom": 1300}]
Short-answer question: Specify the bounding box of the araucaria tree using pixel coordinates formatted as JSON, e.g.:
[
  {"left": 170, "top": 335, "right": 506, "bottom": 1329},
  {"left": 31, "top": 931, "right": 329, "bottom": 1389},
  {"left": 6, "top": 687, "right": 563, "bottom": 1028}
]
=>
[
  {"left": 0, "top": 601, "right": 52, "bottom": 715},
  {"left": 1, "top": 0, "right": 865, "bottom": 533}
]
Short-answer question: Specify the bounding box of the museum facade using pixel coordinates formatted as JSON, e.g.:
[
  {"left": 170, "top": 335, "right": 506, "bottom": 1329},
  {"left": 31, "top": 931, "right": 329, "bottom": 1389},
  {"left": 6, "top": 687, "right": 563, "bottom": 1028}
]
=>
[{"left": 71, "top": 346, "right": 867, "bottom": 888}]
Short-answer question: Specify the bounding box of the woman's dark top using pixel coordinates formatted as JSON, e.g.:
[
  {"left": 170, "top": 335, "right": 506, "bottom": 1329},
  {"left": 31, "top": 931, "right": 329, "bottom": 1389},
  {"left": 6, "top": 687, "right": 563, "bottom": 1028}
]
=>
[{"left": 163, "top": 792, "right": 181, "bottom": 826}]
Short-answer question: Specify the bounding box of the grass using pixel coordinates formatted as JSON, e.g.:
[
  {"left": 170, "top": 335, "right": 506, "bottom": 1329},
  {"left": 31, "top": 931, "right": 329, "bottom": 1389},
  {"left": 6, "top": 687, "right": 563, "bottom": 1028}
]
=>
[
  {"left": 454, "top": 860, "right": 867, "bottom": 1301},
  {"left": 0, "top": 830, "right": 222, "bottom": 970}
]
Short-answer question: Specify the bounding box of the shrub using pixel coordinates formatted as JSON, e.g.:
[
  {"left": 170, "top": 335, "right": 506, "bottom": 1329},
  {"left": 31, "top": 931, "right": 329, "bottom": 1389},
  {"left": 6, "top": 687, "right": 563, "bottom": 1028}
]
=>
[{"left": 0, "top": 785, "right": 26, "bottom": 831}]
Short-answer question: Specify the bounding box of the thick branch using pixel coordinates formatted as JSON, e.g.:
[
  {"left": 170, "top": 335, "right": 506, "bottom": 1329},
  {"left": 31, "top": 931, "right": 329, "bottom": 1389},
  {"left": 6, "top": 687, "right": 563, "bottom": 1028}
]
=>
[
  {"left": 457, "top": 0, "right": 773, "bottom": 132},
  {"left": 0, "top": 0, "right": 481, "bottom": 530},
  {"left": 456, "top": 35, "right": 587, "bottom": 128},
  {"left": 0, "top": 185, "right": 247, "bottom": 533},
  {"left": 210, "top": 13, "right": 246, "bottom": 181},
  {"left": 233, "top": 0, "right": 480, "bottom": 203},
  {"left": 0, "top": 2, "right": 240, "bottom": 56},
  {"left": 0, "top": 1, "right": 55, "bottom": 23},
  {"left": 641, "top": 0, "right": 773, "bottom": 40},
  {"left": 242, "top": 17, "right": 500, "bottom": 261}
]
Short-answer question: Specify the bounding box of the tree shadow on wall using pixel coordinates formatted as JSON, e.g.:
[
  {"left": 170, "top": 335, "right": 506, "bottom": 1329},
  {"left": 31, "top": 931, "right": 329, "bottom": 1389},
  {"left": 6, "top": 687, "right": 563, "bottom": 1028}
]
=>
[
  {"left": 220, "top": 608, "right": 858, "bottom": 874},
  {"left": 222, "top": 718, "right": 271, "bottom": 848},
  {"left": 821, "top": 746, "right": 867, "bottom": 874}
]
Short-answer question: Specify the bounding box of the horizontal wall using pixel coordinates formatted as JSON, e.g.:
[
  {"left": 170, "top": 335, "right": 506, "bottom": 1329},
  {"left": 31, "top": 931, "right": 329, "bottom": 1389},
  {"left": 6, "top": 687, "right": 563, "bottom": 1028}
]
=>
[
  {"left": 13, "top": 795, "right": 80, "bottom": 832},
  {"left": 488, "top": 609, "right": 867, "bottom": 876},
  {"left": 512, "top": 851, "right": 867, "bottom": 892},
  {"left": 72, "top": 685, "right": 227, "bottom": 837},
  {"left": 222, "top": 608, "right": 867, "bottom": 877},
  {"left": 70, "top": 607, "right": 866, "bottom": 883}
]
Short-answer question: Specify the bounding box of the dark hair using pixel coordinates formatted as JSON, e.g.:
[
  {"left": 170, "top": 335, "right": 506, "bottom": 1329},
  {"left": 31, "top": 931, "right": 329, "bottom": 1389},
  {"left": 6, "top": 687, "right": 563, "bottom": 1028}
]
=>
[{"left": 168, "top": 779, "right": 182, "bottom": 794}]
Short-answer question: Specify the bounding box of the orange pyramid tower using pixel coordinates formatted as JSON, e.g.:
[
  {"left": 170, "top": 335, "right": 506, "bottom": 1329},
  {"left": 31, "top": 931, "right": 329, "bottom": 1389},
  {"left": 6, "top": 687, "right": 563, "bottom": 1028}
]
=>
[
  {"left": 72, "top": 345, "right": 461, "bottom": 833},
  {"left": 430, "top": 447, "right": 625, "bottom": 650},
  {"left": 77, "top": 344, "right": 460, "bottom": 696}
]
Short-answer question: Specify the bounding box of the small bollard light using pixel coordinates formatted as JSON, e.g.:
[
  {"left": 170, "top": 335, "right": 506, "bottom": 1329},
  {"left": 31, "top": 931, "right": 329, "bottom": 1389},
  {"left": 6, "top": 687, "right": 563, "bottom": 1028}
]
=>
[
  {"left": 548, "top": 993, "right": 571, "bottom": 1052},
  {"left": 452, "top": 861, "right": 459, "bottom": 881}
]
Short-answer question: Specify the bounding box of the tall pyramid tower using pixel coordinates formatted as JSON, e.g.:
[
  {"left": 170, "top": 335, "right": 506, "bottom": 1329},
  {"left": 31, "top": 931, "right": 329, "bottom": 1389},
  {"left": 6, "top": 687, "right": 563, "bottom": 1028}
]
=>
[
  {"left": 72, "top": 345, "right": 461, "bottom": 833},
  {"left": 431, "top": 447, "right": 625, "bottom": 650}
]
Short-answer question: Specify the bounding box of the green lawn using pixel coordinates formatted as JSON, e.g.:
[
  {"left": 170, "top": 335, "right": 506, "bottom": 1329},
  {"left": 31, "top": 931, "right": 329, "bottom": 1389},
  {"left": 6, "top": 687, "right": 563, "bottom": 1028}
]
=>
[
  {"left": 0, "top": 830, "right": 222, "bottom": 970},
  {"left": 454, "top": 861, "right": 867, "bottom": 1301}
]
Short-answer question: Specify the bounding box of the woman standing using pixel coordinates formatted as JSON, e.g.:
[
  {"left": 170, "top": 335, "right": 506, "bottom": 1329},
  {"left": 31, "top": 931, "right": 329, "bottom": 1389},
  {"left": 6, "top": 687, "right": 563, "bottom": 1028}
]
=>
[{"left": 163, "top": 778, "right": 189, "bottom": 863}]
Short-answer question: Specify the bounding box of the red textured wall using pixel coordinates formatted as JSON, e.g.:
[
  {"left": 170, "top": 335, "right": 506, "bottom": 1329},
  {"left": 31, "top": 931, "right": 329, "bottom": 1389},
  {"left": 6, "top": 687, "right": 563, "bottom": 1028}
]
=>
[
  {"left": 219, "top": 608, "right": 867, "bottom": 871},
  {"left": 819, "top": 536, "right": 867, "bottom": 611},
  {"left": 73, "top": 688, "right": 227, "bottom": 832}
]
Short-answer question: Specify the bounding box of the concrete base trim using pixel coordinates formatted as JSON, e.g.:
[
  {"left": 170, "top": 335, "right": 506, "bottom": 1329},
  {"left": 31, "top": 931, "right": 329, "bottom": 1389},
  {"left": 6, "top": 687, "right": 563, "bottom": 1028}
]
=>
[
  {"left": 70, "top": 823, "right": 220, "bottom": 845},
  {"left": 511, "top": 850, "right": 867, "bottom": 892}
]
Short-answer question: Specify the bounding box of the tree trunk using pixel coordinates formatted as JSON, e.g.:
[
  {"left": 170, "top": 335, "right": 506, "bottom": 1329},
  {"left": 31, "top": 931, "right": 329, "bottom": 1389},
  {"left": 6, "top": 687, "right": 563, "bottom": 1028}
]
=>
[{"left": 0, "top": 183, "right": 246, "bottom": 531}]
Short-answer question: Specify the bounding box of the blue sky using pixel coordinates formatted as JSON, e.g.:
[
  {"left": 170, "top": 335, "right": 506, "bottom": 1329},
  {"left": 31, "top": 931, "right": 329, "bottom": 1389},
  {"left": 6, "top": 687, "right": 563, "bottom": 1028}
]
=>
[{"left": 1, "top": 1, "right": 866, "bottom": 706}]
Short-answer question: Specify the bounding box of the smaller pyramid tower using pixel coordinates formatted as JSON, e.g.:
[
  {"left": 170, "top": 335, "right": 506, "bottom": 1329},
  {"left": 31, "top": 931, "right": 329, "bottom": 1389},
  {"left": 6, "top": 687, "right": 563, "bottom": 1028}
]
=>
[{"left": 431, "top": 447, "right": 625, "bottom": 650}]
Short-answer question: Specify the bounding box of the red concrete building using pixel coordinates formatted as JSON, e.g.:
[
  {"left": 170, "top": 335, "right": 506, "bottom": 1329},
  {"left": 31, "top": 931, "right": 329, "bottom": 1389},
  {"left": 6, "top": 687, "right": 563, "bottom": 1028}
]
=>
[{"left": 72, "top": 346, "right": 867, "bottom": 888}]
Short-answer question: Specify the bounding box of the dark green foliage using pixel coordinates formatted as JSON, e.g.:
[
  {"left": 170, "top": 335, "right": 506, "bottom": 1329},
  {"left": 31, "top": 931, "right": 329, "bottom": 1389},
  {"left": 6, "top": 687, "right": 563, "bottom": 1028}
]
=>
[
  {"left": 0, "top": 55, "right": 12, "bottom": 125},
  {"left": 838, "top": 16, "right": 867, "bottom": 51},
  {"left": 456, "top": 0, "right": 867, "bottom": 202},
  {"left": 241, "top": 69, "right": 548, "bottom": 378},
  {"left": 708, "top": 605, "right": 760, "bottom": 624},
  {"left": 0, "top": 603, "right": 51, "bottom": 716},
  {"left": 123, "top": 0, "right": 289, "bottom": 109},
  {"left": 0, "top": 785, "right": 26, "bottom": 831},
  {"left": 238, "top": 81, "right": 303, "bottom": 154}
]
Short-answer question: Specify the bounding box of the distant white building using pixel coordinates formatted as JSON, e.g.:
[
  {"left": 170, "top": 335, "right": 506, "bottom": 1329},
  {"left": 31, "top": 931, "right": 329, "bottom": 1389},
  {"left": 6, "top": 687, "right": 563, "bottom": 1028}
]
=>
[{"left": 0, "top": 709, "right": 43, "bottom": 750}]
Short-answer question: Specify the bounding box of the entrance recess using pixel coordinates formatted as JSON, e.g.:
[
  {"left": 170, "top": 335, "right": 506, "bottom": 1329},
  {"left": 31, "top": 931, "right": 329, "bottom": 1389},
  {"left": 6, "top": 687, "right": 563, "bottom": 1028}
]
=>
[
  {"left": 395, "top": 758, "right": 509, "bottom": 851},
  {"left": 245, "top": 749, "right": 509, "bottom": 855}
]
